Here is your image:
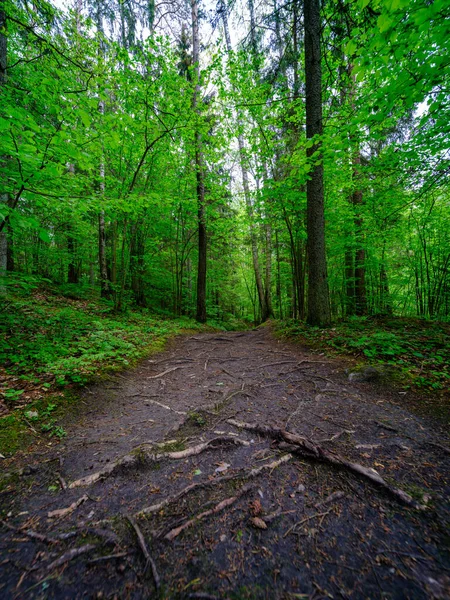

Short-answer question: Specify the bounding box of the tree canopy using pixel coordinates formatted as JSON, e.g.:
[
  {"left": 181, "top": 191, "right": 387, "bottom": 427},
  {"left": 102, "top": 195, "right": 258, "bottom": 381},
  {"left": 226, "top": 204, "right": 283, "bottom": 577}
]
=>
[{"left": 1, "top": 0, "right": 449, "bottom": 324}]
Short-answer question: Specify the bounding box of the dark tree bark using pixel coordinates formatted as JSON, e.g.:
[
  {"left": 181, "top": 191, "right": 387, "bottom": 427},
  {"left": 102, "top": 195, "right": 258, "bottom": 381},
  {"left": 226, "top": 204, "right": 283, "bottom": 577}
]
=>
[
  {"left": 0, "top": 2, "right": 8, "bottom": 286},
  {"left": 304, "top": 0, "right": 331, "bottom": 326},
  {"left": 96, "top": 3, "right": 111, "bottom": 299},
  {"left": 67, "top": 234, "right": 80, "bottom": 284},
  {"left": 191, "top": 0, "right": 207, "bottom": 323}
]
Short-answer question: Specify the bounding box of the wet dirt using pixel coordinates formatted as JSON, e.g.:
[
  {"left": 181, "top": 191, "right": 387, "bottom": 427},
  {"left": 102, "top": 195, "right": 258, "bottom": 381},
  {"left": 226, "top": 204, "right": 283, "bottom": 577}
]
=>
[{"left": 1, "top": 327, "right": 449, "bottom": 599}]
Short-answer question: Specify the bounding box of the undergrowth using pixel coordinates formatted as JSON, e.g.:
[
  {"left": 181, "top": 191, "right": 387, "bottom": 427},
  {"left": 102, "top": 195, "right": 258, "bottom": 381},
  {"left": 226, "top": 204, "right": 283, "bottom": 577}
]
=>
[
  {"left": 277, "top": 316, "right": 450, "bottom": 394},
  {"left": 0, "top": 283, "right": 205, "bottom": 456}
]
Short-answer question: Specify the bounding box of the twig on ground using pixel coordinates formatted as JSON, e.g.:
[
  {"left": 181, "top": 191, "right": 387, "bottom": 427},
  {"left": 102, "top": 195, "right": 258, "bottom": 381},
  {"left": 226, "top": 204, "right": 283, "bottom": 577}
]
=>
[
  {"left": 165, "top": 483, "right": 255, "bottom": 541},
  {"left": 48, "top": 494, "right": 89, "bottom": 519},
  {"left": 260, "top": 360, "right": 298, "bottom": 369},
  {"left": 315, "top": 491, "right": 346, "bottom": 508},
  {"left": 88, "top": 551, "right": 133, "bottom": 564},
  {"left": 0, "top": 520, "right": 59, "bottom": 545},
  {"left": 147, "top": 366, "right": 185, "bottom": 379},
  {"left": 284, "top": 509, "right": 332, "bottom": 537},
  {"left": 227, "top": 419, "right": 423, "bottom": 509},
  {"left": 318, "top": 430, "right": 355, "bottom": 443},
  {"left": 57, "top": 474, "right": 67, "bottom": 490},
  {"left": 136, "top": 454, "right": 292, "bottom": 517},
  {"left": 131, "top": 395, "right": 186, "bottom": 415},
  {"left": 46, "top": 544, "right": 96, "bottom": 572},
  {"left": 127, "top": 516, "right": 160, "bottom": 590}
]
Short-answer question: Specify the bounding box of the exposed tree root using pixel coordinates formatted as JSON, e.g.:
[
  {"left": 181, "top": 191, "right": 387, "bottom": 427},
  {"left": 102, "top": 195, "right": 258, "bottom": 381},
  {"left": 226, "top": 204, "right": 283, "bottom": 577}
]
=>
[
  {"left": 45, "top": 544, "right": 96, "bottom": 572},
  {"left": 69, "top": 436, "right": 250, "bottom": 488},
  {"left": 164, "top": 482, "right": 255, "bottom": 541},
  {"left": 127, "top": 516, "right": 160, "bottom": 591},
  {"left": 147, "top": 366, "right": 185, "bottom": 379},
  {"left": 135, "top": 454, "right": 292, "bottom": 517},
  {"left": 227, "top": 419, "right": 423, "bottom": 509},
  {"left": 0, "top": 520, "right": 60, "bottom": 545},
  {"left": 48, "top": 494, "right": 89, "bottom": 518}
]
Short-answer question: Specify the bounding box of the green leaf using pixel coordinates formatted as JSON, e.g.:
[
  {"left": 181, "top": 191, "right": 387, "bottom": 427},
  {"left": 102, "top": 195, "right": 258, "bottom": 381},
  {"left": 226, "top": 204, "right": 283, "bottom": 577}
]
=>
[
  {"left": 79, "top": 110, "right": 91, "bottom": 128},
  {"left": 38, "top": 229, "right": 51, "bottom": 243}
]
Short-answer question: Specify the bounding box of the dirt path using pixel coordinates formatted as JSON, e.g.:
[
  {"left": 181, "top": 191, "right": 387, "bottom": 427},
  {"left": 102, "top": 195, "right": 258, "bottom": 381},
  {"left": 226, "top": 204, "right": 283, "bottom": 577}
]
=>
[{"left": 1, "top": 328, "right": 449, "bottom": 599}]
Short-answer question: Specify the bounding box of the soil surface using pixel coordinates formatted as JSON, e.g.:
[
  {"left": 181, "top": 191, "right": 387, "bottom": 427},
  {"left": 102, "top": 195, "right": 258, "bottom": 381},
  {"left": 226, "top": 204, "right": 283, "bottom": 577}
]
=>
[{"left": 1, "top": 327, "right": 450, "bottom": 599}]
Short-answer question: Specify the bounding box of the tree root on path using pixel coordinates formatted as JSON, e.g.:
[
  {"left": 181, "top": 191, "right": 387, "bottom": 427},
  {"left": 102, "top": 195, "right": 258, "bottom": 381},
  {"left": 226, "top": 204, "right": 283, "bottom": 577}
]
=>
[
  {"left": 164, "top": 482, "right": 255, "bottom": 541},
  {"left": 45, "top": 544, "right": 96, "bottom": 573},
  {"left": 0, "top": 520, "right": 61, "bottom": 545},
  {"left": 69, "top": 436, "right": 250, "bottom": 489},
  {"left": 227, "top": 419, "right": 424, "bottom": 510},
  {"left": 135, "top": 454, "right": 292, "bottom": 517},
  {"left": 127, "top": 516, "right": 160, "bottom": 591}
]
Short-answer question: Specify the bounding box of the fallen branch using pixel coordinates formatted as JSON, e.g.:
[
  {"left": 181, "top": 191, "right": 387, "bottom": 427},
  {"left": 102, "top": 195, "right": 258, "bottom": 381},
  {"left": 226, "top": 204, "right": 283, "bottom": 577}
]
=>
[
  {"left": 57, "top": 474, "right": 67, "bottom": 490},
  {"left": 315, "top": 491, "right": 346, "bottom": 508},
  {"left": 284, "top": 509, "right": 332, "bottom": 537},
  {"left": 259, "top": 360, "right": 298, "bottom": 369},
  {"left": 147, "top": 366, "right": 185, "bottom": 379},
  {"left": 165, "top": 483, "right": 255, "bottom": 541},
  {"left": 0, "top": 520, "right": 59, "bottom": 545},
  {"left": 136, "top": 454, "right": 292, "bottom": 517},
  {"left": 127, "top": 516, "right": 160, "bottom": 591},
  {"left": 227, "top": 419, "right": 423, "bottom": 509},
  {"left": 69, "top": 436, "right": 250, "bottom": 489},
  {"left": 88, "top": 551, "right": 133, "bottom": 564},
  {"left": 134, "top": 396, "right": 186, "bottom": 415},
  {"left": 48, "top": 494, "right": 89, "bottom": 519},
  {"left": 46, "top": 544, "right": 96, "bottom": 572}
]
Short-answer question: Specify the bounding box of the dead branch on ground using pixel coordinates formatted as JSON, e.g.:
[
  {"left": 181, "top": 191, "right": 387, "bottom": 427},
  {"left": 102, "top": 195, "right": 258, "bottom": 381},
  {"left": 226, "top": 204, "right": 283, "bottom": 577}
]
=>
[
  {"left": 45, "top": 544, "right": 96, "bottom": 572},
  {"left": 227, "top": 419, "right": 423, "bottom": 509},
  {"left": 48, "top": 494, "right": 89, "bottom": 519},
  {"left": 1, "top": 520, "right": 60, "bottom": 545},
  {"left": 165, "top": 483, "right": 255, "bottom": 541},
  {"left": 136, "top": 454, "right": 292, "bottom": 517},
  {"left": 127, "top": 516, "right": 160, "bottom": 590}
]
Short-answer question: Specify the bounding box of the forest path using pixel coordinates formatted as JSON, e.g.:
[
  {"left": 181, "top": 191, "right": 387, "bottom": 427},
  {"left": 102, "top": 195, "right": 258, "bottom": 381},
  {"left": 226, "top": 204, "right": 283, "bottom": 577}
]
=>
[{"left": 1, "top": 327, "right": 450, "bottom": 599}]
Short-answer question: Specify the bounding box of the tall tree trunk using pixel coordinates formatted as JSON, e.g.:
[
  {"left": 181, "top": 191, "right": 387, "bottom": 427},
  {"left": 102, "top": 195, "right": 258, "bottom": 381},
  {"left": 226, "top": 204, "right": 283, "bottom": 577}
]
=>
[
  {"left": 265, "top": 223, "right": 273, "bottom": 318},
  {"left": 221, "top": 1, "right": 269, "bottom": 321},
  {"left": 275, "top": 230, "right": 283, "bottom": 319},
  {"left": 67, "top": 233, "right": 79, "bottom": 284},
  {"left": 96, "top": 5, "right": 110, "bottom": 299},
  {"left": 191, "top": 0, "right": 207, "bottom": 323},
  {"left": 304, "top": 0, "right": 331, "bottom": 326},
  {"left": 352, "top": 153, "right": 367, "bottom": 315},
  {"left": 131, "top": 224, "right": 146, "bottom": 306},
  {"left": 0, "top": 2, "right": 8, "bottom": 291},
  {"left": 345, "top": 247, "right": 355, "bottom": 315}
]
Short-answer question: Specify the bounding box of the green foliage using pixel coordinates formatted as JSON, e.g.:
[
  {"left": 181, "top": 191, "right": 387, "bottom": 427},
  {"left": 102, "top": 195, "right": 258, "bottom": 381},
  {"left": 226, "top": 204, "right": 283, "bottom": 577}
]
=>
[
  {"left": 277, "top": 317, "right": 450, "bottom": 392},
  {"left": 0, "top": 286, "right": 204, "bottom": 456},
  {"left": 0, "top": 286, "right": 200, "bottom": 391}
]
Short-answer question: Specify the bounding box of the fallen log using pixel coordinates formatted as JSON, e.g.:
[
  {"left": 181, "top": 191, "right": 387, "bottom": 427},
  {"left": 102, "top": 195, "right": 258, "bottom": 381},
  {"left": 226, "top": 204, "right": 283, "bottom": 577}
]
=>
[{"left": 227, "top": 419, "right": 423, "bottom": 510}]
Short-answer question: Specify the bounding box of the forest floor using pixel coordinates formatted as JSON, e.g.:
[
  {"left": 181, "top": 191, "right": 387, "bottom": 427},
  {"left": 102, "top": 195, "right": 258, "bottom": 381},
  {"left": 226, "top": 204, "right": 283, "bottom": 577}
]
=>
[{"left": 1, "top": 326, "right": 450, "bottom": 599}]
